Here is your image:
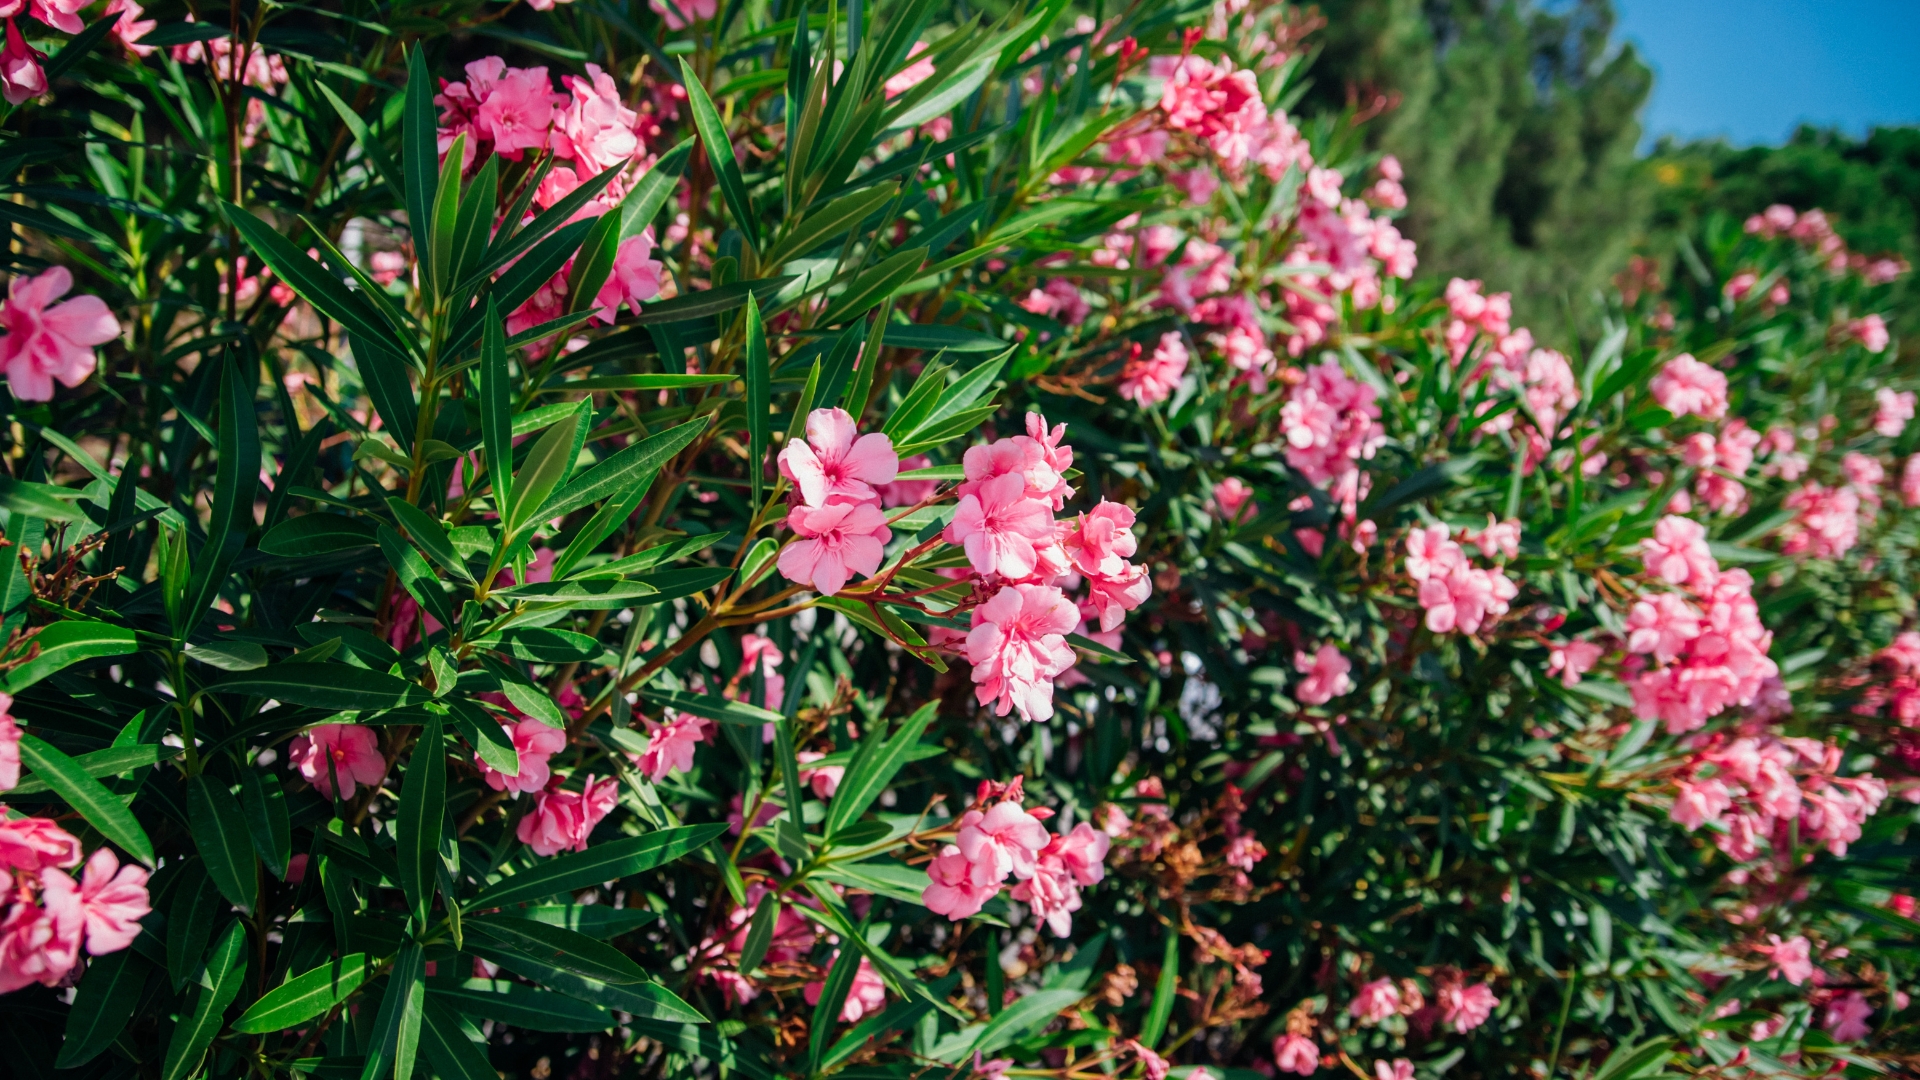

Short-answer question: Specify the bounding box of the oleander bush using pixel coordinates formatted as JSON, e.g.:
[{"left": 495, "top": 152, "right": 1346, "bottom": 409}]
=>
[{"left": 0, "top": 0, "right": 1913, "bottom": 1079}]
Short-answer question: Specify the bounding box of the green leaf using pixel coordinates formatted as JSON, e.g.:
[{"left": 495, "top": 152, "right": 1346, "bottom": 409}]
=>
[
  {"left": 478, "top": 299, "right": 513, "bottom": 511},
  {"left": 0, "top": 619, "right": 136, "bottom": 693},
  {"left": 681, "top": 58, "right": 759, "bottom": 250},
  {"left": 881, "top": 322, "right": 1006, "bottom": 352},
  {"left": 0, "top": 476, "right": 86, "bottom": 520},
  {"left": 189, "top": 775, "right": 259, "bottom": 913},
  {"left": 515, "top": 904, "right": 659, "bottom": 938},
  {"left": 17, "top": 735, "right": 152, "bottom": 864},
  {"left": 380, "top": 524, "right": 456, "bottom": 634},
  {"left": 639, "top": 689, "right": 782, "bottom": 726},
  {"left": 232, "top": 954, "right": 370, "bottom": 1034},
  {"left": 449, "top": 700, "right": 521, "bottom": 778},
  {"left": 824, "top": 996, "right": 934, "bottom": 1068},
  {"left": 542, "top": 416, "right": 710, "bottom": 522},
  {"left": 182, "top": 358, "right": 261, "bottom": 639},
  {"left": 6, "top": 743, "right": 175, "bottom": 795},
  {"left": 593, "top": 532, "right": 728, "bottom": 577},
  {"left": 808, "top": 946, "right": 861, "bottom": 1073},
  {"left": 239, "top": 767, "right": 292, "bottom": 879},
  {"left": 820, "top": 247, "right": 928, "bottom": 326},
  {"left": 1140, "top": 928, "right": 1179, "bottom": 1050},
  {"left": 215, "top": 663, "right": 432, "bottom": 710},
  {"left": 388, "top": 498, "right": 471, "bottom": 582},
  {"left": 56, "top": 949, "right": 149, "bottom": 1068},
  {"left": 544, "top": 374, "right": 736, "bottom": 393},
  {"left": 466, "top": 946, "right": 708, "bottom": 1022},
  {"left": 397, "top": 720, "right": 447, "bottom": 929},
  {"left": 465, "top": 915, "right": 650, "bottom": 985},
  {"left": 1066, "top": 633, "right": 1132, "bottom": 663},
  {"left": 886, "top": 49, "right": 994, "bottom": 132},
  {"left": 432, "top": 980, "right": 613, "bottom": 1033},
  {"left": 350, "top": 331, "right": 424, "bottom": 453},
  {"left": 814, "top": 861, "right": 930, "bottom": 906},
  {"left": 505, "top": 406, "right": 584, "bottom": 543},
  {"left": 968, "top": 988, "right": 1082, "bottom": 1058},
  {"left": 316, "top": 81, "right": 403, "bottom": 201},
  {"left": 419, "top": 995, "right": 500, "bottom": 1080},
  {"left": 491, "top": 577, "right": 660, "bottom": 608},
  {"left": 491, "top": 627, "right": 603, "bottom": 663},
  {"left": 764, "top": 183, "right": 900, "bottom": 266},
  {"left": 224, "top": 203, "right": 412, "bottom": 359},
  {"left": 402, "top": 47, "right": 437, "bottom": 261},
  {"left": 744, "top": 294, "right": 771, "bottom": 510},
  {"left": 827, "top": 702, "right": 936, "bottom": 837},
  {"left": 160, "top": 920, "right": 247, "bottom": 1080},
  {"left": 471, "top": 824, "right": 730, "bottom": 910},
  {"left": 362, "top": 941, "right": 426, "bottom": 1080},
  {"left": 184, "top": 639, "right": 270, "bottom": 671},
  {"left": 737, "top": 894, "right": 780, "bottom": 978}
]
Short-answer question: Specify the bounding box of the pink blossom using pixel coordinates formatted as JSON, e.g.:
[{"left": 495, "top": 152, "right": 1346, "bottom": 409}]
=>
[
  {"left": 633, "top": 711, "right": 713, "bottom": 782},
  {"left": 923, "top": 843, "right": 998, "bottom": 919},
  {"left": 1131, "top": 1040, "right": 1172, "bottom": 1080},
  {"left": 477, "top": 717, "right": 569, "bottom": 794},
  {"left": 288, "top": 724, "right": 387, "bottom": 799},
  {"left": 796, "top": 751, "right": 844, "bottom": 799},
  {"left": 1050, "top": 822, "right": 1111, "bottom": 886},
  {"left": 1780, "top": 483, "right": 1860, "bottom": 560},
  {"left": 955, "top": 801, "right": 1051, "bottom": 886},
  {"left": 1225, "top": 834, "right": 1267, "bottom": 871},
  {"left": 0, "top": 894, "right": 77, "bottom": 993},
  {"left": 1155, "top": 54, "right": 1269, "bottom": 174},
  {"left": 63, "top": 847, "right": 150, "bottom": 955},
  {"left": 593, "top": 233, "right": 664, "bottom": 323},
  {"left": 1850, "top": 314, "right": 1890, "bottom": 354},
  {"left": 1280, "top": 360, "right": 1384, "bottom": 486},
  {"left": 515, "top": 775, "right": 619, "bottom": 855},
  {"left": 884, "top": 42, "right": 936, "bottom": 98},
  {"left": 1059, "top": 501, "right": 1149, "bottom": 630},
  {"left": 779, "top": 407, "right": 899, "bottom": 509},
  {"left": 1723, "top": 271, "right": 1757, "bottom": 302},
  {"left": 1273, "top": 1033, "right": 1319, "bottom": 1075},
  {"left": 876, "top": 454, "right": 938, "bottom": 508},
  {"left": 1904, "top": 455, "right": 1920, "bottom": 509},
  {"left": 476, "top": 65, "right": 561, "bottom": 157},
  {"left": 1670, "top": 777, "right": 1731, "bottom": 830},
  {"left": 1373, "top": 1060, "right": 1412, "bottom": 1080},
  {"left": 1641, "top": 515, "right": 1716, "bottom": 589},
  {"left": 1293, "top": 645, "right": 1352, "bottom": 705},
  {"left": 1211, "top": 477, "right": 1258, "bottom": 522},
  {"left": 0, "top": 694, "right": 16, "bottom": 792},
  {"left": 804, "top": 953, "right": 888, "bottom": 1021},
  {"left": 778, "top": 501, "right": 891, "bottom": 596},
  {"left": 105, "top": 0, "right": 155, "bottom": 55},
  {"left": 965, "top": 584, "right": 1080, "bottom": 722},
  {"left": 1439, "top": 980, "right": 1498, "bottom": 1032},
  {"left": 1009, "top": 850, "right": 1083, "bottom": 936},
  {"left": 945, "top": 473, "right": 1056, "bottom": 580},
  {"left": 0, "top": 267, "right": 120, "bottom": 401},
  {"left": 1119, "top": 333, "right": 1189, "bottom": 406},
  {"left": 0, "top": 815, "right": 80, "bottom": 874},
  {"left": 552, "top": 64, "right": 641, "bottom": 174},
  {"left": 1650, "top": 354, "right": 1729, "bottom": 420},
  {"left": 1824, "top": 990, "right": 1873, "bottom": 1042},
  {"left": 1547, "top": 640, "right": 1604, "bottom": 687},
  {"left": 1760, "top": 934, "right": 1814, "bottom": 985},
  {"left": 650, "top": 0, "right": 718, "bottom": 28},
  {"left": 1874, "top": 387, "right": 1914, "bottom": 438},
  {"left": 1349, "top": 977, "right": 1401, "bottom": 1024},
  {"left": 27, "top": 0, "right": 84, "bottom": 32},
  {"left": 1418, "top": 561, "right": 1517, "bottom": 635}
]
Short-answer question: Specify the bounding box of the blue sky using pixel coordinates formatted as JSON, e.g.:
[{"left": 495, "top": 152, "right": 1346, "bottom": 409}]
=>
[{"left": 1612, "top": 0, "right": 1920, "bottom": 148}]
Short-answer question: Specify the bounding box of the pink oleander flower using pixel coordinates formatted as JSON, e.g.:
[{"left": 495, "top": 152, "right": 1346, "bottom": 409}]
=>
[
  {"left": 1670, "top": 777, "right": 1731, "bottom": 830},
  {"left": 1293, "top": 645, "right": 1352, "bottom": 705},
  {"left": 735, "top": 632, "right": 786, "bottom": 712},
  {"left": 796, "top": 751, "right": 844, "bottom": 799},
  {"left": 0, "top": 894, "right": 77, "bottom": 993},
  {"left": 593, "top": 233, "right": 664, "bottom": 323},
  {"left": 1119, "top": 332, "right": 1189, "bottom": 406},
  {"left": 1418, "top": 560, "right": 1517, "bottom": 635},
  {"left": 945, "top": 472, "right": 1056, "bottom": 581},
  {"left": 650, "top": 0, "right": 718, "bottom": 28},
  {"left": 477, "top": 717, "right": 569, "bottom": 795},
  {"left": 1547, "top": 639, "right": 1604, "bottom": 687},
  {"left": 778, "top": 501, "right": 891, "bottom": 596},
  {"left": 0, "top": 814, "right": 80, "bottom": 873},
  {"left": 1051, "top": 822, "right": 1111, "bottom": 886},
  {"left": 1780, "top": 483, "right": 1860, "bottom": 560},
  {"left": 1009, "top": 849, "right": 1083, "bottom": 936},
  {"left": 0, "top": 267, "right": 120, "bottom": 401},
  {"left": 1225, "top": 834, "right": 1267, "bottom": 871},
  {"left": 1349, "top": 977, "right": 1401, "bottom": 1024},
  {"left": 778, "top": 407, "right": 899, "bottom": 509},
  {"left": 804, "top": 952, "right": 888, "bottom": 1021},
  {"left": 965, "top": 584, "right": 1080, "bottom": 722},
  {"left": 1850, "top": 314, "right": 1890, "bottom": 354},
  {"left": 1279, "top": 359, "right": 1384, "bottom": 487},
  {"left": 1641, "top": 515, "right": 1716, "bottom": 589},
  {"left": 633, "top": 711, "right": 713, "bottom": 782},
  {"left": 1520, "top": 348, "right": 1578, "bottom": 433},
  {"left": 884, "top": 41, "right": 935, "bottom": 97},
  {"left": 1211, "top": 477, "right": 1258, "bottom": 522},
  {"left": 288, "top": 724, "right": 387, "bottom": 800},
  {"left": 1373, "top": 1060, "right": 1413, "bottom": 1080},
  {"left": 875, "top": 454, "right": 937, "bottom": 508},
  {"left": 27, "top": 0, "right": 87, "bottom": 32},
  {"left": 552, "top": 63, "right": 641, "bottom": 174},
  {"left": 105, "top": 0, "right": 155, "bottom": 55},
  {"left": 1760, "top": 934, "right": 1814, "bottom": 985},
  {"left": 1273, "top": 1033, "right": 1318, "bottom": 1075},
  {"left": 1650, "top": 353, "right": 1728, "bottom": 420},
  {"left": 1903, "top": 455, "right": 1920, "bottom": 508},
  {"left": 1824, "top": 990, "right": 1873, "bottom": 1042},
  {"left": 48, "top": 847, "right": 150, "bottom": 955},
  {"left": 1626, "top": 593, "right": 1702, "bottom": 664},
  {"left": 1874, "top": 386, "right": 1914, "bottom": 438},
  {"left": 477, "top": 65, "right": 561, "bottom": 157},
  {"left": 956, "top": 800, "right": 1051, "bottom": 886},
  {"left": 923, "top": 843, "right": 998, "bottom": 919},
  {"left": 1439, "top": 980, "right": 1498, "bottom": 1032},
  {"left": 1059, "top": 501, "right": 1149, "bottom": 631},
  {"left": 516, "top": 775, "right": 619, "bottom": 855},
  {"left": 1130, "top": 1040, "right": 1172, "bottom": 1080},
  {"left": 0, "top": 694, "right": 16, "bottom": 791}
]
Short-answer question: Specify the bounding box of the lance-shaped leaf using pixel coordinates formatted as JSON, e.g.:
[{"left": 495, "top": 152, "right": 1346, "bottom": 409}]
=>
[
  {"left": 55, "top": 949, "right": 149, "bottom": 1068},
  {"left": 388, "top": 497, "right": 471, "bottom": 582},
  {"left": 231, "top": 954, "right": 370, "bottom": 1034},
  {"left": 160, "top": 921, "right": 247, "bottom": 1080},
  {"left": 259, "top": 513, "right": 378, "bottom": 556},
  {"left": 431, "top": 981, "right": 613, "bottom": 1033},
  {"left": 470, "top": 824, "right": 729, "bottom": 910},
  {"left": 0, "top": 619, "right": 136, "bottom": 694},
  {"left": 350, "top": 331, "right": 423, "bottom": 452},
  {"left": 1140, "top": 929, "right": 1179, "bottom": 1049},
  {"left": 820, "top": 246, "right": 928, "bottom": 326},
  {"left": 420, "top": 995, "right": 502, "bottom": 1080},
  {"left": 402, "top": 47, "right": 437, "bottom": 256},
  {"left": 764, "top": 182, "right": 900, "bottom": 267},
  {"left": 542, "top": 415, "right": 709, "bottom": 522},
  {"left": 181, "top": 358, "right": 260, "bottom": 639},
  {"left": 317, "top": 82, "right": 403, "bottom": 201},
  {"left": 189, "top": 775, "right": 258, "bottom": 913},
  {"left": 680, "top": 58, "right": 759, "bottom": 250},
  {"left": 465, "top": 916, "right": 650, "bottom": 984},
  {"left": 737, "top": 894, "right": 781, "bottom": 976},
  {"left": 18, "top": 735, "right": 152, "bottom": 864},
  {"left": 744, "top": 293, "right": 771, "bottom": 509},
  {"left": 362, "top": 941, "right": 426, "bottom": 1080},
  {"left": 215, "top": 663, "right": 433, "bottom": 710},
  {"left": 504, "top": 405, "right": 584, "bottom": 544},
  {"left": 808, "top": 945, "right": 861, "bottom": 1073},
  {"left": 397, "top": 720, "right": 447, "bottom": 929},
  {"left": 381, "top": 524, "right": 456, "bottom": 633},
  {"left": 465, "top": 946, "right": 708, "bottom": 1022},
  {"left": 826, "top": 702, "right": 936, "bottom": 837},
  {"left": 449, "top": 699, "right": 520, "bottom": 779},
  {"left": 224, "top": 204, "right": 413, "bottom": 360},
  {"left": 478, "top": 298, "right": 512, "bottom": 508},
  {"left": 639, "top": 689, "right": 782, "bottom": 726},
  {"left": 238, "top": 767, "right": 292, "bottom": 878}
]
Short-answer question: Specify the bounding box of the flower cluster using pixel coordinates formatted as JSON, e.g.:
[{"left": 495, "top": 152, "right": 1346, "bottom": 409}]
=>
[
  {"left": 1404, "top": 523, "right": 1519, "bottom": 635},
  {"left": 1744, "top": 203, "right": 1910, "bottom": 282},
  {"left": 1625, "top": 516, "right": 1778, "bottom": 733},
  {"left": 922, "top": 778, "right": 1111, "bottom": 935},
  {"left": 0, "top": 814, "right": 150, "bottom": 993},
  {"left": 776, "top": 407, "right": 901, "bottom": 596},
  {"left": 1669, "top": 733, "right": 1889, "bottom": 859}
]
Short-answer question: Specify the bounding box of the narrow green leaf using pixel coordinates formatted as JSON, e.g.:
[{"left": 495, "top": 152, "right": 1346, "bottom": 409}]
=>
[
  {"left": 744, "top": 294, "right": 771, "bottom": 510},
  {"left": 968, "top": 988, "right": 1083, "bottom": 1057},
  {"left": 542, "top": 415, "right": 710, "bottom": 523},
  {"left": 432, "top": 981, "right": 613, "bottom": 1033},
  {"left": 505, "top": 407, "right": 584, "bottom": 542},
  {"left": 160, "top": 921, "right": 247, "bottom": 1080},
  {"left": 419, "top": 995, "right": 500, "bottom": 1080},
  {"left": 397, "top": 721, "right": 447, "bottom": 929},
  {"left": 18, "top": 735, "right": 152, "bottom": 865},
  {"left": 820, "top": 247, "right": 928, "bottom": 326},
  {"left": 1140, "top": 928, "right": 1179, "bottom": 1049},
  {"left": 6, "top": 743, "right": 175, "bottom": 796},
  {"left": 182, "top": 358, "right": 261, "bottom": 639},
  {"left": 450, "top": 700, "right": 521, "bottom": 778},
  {"left": 465, "top": 916, "right": 649, "bottom": 984},
  {"left": 189, "top": 775, "right": 259, "bottom": 913},
  {"left": 258, "top": 513, "right": 378, "bottom": 556},
  {"left": 56, "top": 949, "right": 148, "bottom": 1068},
  {"left": 680, "top": 58, "right": 759, "bottom": 250},
  {"left": 231, "top": 954, "right": 370, "bottom": 1034},
  {"left": 215, "top": 663, "right": 432, "bottom": 711},
  {"left": 638, "top": 689, "right": 782, "bottom": 726},
  {"left": 402, "top": 47, "right": 437, "bottom": 258},
  {"left": 0, "top": 619, "right": 136, "bottom": 693},
  {"left": 808, "top": 946, "right": 861, "bottom": 1073},
  {"left": 827, "top": 702, "right": 936, "bottom": 837},
  {"left": 764, "top": 183, "right": 900, "bottom": 267},
  {"left": 737, "top": 894, "right": 780, "bottom": 976},
  {"left": 388, "top": 498, "right": 471, "bottom": 582},
  {"left": 478, "top": 298, "right": 512, "bottom": 511},
  {"left": 238, "top": 768, "right": 292, "bottom": 879},
  {"left": 465, "top": 946, "right": 708, "bottom": 1021},
  {"left": 0, "top": 476, "right": 85, "bottom": 520},
  {"left": 471, "top": 824, "right": 729, "bottom": 910},
  {"left": 380, "top": 524, "right": 456, "bottom": 633},
  {"left": 317, "top": 82, "right": 403, "bottom": 201},
  {"left": 362, "top": 941, "right": 426, "bottom": 1080},
  {"left": 224, "top": 204, "right": 411, "bottom": 358}
]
